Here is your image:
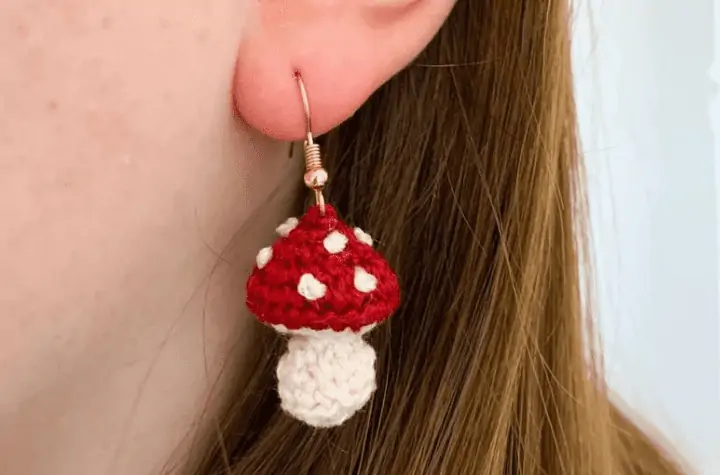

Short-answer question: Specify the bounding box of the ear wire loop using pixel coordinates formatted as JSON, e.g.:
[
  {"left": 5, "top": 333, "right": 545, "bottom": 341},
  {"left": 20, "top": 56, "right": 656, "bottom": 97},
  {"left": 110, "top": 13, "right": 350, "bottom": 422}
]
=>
[{"left": 295, "top": 72, "right": 327, "bottom": 214}]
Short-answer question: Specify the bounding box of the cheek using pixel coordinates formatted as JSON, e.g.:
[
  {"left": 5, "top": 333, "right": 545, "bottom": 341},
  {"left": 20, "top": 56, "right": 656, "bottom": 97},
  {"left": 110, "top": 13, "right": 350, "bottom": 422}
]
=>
[{"left": 0, "top": 0, "right": 257, "bottom": 402}]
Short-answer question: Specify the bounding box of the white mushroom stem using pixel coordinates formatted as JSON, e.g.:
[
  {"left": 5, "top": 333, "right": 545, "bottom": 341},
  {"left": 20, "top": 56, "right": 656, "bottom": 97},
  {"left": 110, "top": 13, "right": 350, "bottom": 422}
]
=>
[{"left": 275, "top": 330, "right": 377, "bottom": 428}]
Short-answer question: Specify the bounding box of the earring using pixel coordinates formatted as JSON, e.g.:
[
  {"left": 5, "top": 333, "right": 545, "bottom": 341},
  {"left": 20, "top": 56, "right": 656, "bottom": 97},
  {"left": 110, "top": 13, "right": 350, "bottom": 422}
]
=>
[{"left": 245, "top": 73, "right": 401, "bottom": 428}]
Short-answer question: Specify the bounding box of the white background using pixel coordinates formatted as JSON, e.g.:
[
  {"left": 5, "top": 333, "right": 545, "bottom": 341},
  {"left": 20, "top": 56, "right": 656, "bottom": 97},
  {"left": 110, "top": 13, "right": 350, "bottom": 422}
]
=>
[{"left": 573, "top": 0, "right": 720, "bottom": 473}]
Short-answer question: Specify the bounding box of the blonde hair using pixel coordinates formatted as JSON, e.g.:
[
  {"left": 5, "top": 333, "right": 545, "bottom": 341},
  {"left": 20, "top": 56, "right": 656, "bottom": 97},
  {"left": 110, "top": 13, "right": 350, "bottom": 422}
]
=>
[{"left": 189, "top": 1, "right": 688, "bottom": 473}]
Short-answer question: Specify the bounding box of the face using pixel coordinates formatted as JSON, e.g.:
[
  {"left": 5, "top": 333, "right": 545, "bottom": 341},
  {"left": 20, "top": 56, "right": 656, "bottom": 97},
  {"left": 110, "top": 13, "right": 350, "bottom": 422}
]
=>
[{"left": 0, "top": 1, "right": 299, "bottom": 472}]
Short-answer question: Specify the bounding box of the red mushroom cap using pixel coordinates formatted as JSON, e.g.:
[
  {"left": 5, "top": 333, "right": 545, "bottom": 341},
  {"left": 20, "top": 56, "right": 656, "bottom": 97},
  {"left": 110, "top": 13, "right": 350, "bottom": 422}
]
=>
[{"left": 246, "top": 205, "right": 400, "bottom": 332}]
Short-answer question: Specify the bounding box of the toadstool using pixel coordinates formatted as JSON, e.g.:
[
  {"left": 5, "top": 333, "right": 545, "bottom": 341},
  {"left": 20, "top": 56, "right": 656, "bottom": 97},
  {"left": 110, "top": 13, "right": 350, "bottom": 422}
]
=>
[{"left": 246, "top": 204, "right": 400, "bottom": 427}]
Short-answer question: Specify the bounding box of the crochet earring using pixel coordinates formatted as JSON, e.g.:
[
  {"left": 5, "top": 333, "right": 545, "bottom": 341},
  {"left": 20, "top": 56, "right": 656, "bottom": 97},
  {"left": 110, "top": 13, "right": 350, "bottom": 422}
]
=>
[{"left": 245, "top": 73, "right": 401, "bottom": 428}]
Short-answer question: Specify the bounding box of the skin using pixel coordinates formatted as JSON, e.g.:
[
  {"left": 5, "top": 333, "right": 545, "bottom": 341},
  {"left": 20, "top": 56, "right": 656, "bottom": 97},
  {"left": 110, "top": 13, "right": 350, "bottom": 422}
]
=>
[{"left": 0, "top": 0, "right": 454, "bottom": 473}]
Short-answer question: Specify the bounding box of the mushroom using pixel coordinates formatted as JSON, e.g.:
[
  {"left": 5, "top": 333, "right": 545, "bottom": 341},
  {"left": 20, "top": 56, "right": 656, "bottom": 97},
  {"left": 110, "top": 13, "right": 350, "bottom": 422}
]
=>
[{"left": 246, "top": 204, "right": 400, "bottom": 427}]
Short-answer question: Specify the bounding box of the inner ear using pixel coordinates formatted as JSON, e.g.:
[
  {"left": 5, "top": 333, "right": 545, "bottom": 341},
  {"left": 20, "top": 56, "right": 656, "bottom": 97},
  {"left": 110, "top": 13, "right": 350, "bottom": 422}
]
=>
[{"left": 233, "top": 0, "right": 456, "bottom": 141}]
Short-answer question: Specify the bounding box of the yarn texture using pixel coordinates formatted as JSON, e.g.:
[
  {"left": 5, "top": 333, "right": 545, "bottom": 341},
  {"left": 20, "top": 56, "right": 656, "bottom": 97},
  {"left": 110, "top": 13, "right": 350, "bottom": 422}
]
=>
[
  {"left": 246, "top": 205, "right": 400, "bottom": 332},
  {"left": 276, "top": 331, "right": 376, "bottom": 427},
  {"left": 245, "top": 204, "right": 400, "bottom": 427}
]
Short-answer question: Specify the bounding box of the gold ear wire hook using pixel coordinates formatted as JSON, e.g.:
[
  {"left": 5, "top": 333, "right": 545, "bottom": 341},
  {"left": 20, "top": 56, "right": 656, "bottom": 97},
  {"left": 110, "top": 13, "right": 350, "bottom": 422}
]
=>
[
  {"left": 294, "top": 72, "right": 327, "bottom": 214},
  {"left": 296, "top": 74, "right": 314, "bottom": 146}
]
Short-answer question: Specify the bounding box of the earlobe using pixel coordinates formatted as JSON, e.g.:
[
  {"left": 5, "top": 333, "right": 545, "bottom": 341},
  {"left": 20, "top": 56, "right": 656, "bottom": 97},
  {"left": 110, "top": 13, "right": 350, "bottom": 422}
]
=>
[{"left": 233, "top": 0, "right": 455, "bottom": 141}]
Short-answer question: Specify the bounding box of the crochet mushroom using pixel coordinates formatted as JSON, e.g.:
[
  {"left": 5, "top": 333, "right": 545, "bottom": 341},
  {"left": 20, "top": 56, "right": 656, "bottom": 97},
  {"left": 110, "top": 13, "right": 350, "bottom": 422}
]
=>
[{"left": 246, "top": 204, "right": 400, "bottom": 427}]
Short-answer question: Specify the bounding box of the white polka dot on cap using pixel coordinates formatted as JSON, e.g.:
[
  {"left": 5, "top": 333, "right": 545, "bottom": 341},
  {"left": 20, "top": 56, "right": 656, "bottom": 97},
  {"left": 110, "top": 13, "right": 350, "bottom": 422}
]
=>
[
  {"left": 353, "top": 266, "right": 377, "bottom": 293},
  {"left": 353, "top": 227, "right": 373, "bottom": 246},
  {"left": 323, "top": 231, "right": 348, "bottom": 254},
  {"left": 276, "top": 217, "right": 299, "bottom": 237},
  {"left": 297, "top": 273, "right": 327, "bottom": 301},
  {"left": 255, "top": 246, "right": 272, "bottom": 269}
]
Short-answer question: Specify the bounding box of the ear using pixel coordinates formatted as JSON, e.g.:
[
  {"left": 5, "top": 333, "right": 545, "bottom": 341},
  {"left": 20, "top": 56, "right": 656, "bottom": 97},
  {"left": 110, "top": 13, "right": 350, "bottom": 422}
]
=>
[{"left": 234, "top": 0, "right": 456, "bottom": 141}]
